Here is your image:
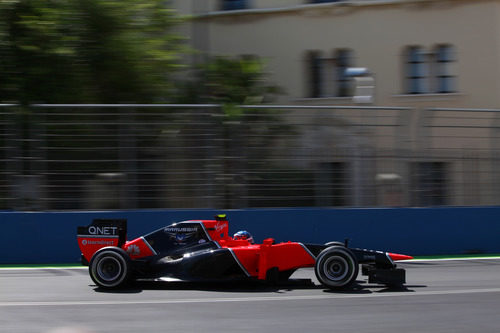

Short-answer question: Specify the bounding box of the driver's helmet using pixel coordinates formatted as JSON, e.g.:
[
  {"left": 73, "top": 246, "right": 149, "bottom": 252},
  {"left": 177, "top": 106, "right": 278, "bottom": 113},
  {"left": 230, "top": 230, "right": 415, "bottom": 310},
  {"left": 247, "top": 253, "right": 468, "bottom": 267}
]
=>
[{"left": 233, "top": 230, "right": 254, "bottom": 244}]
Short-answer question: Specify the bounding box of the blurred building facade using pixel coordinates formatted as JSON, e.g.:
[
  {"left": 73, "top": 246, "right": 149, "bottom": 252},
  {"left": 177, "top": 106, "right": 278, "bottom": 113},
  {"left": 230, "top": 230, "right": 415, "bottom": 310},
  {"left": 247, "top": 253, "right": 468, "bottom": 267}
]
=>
[
  {"left": 168, "top": 0, "right": 500, "bottom": 208},
  {"left": 2, "top": 0, "right": 500, "bottom": 210},
  {"left": 175, "top": 0, "right": 498, "bottom": 108}
]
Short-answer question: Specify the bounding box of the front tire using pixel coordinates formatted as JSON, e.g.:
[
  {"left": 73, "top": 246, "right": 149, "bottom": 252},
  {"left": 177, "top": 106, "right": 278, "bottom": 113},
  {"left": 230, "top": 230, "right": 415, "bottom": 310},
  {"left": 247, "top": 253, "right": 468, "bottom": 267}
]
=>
[
  {"left": 89, "top": 247, "right": 131, "bottom": 289},
  {"left": 314, "top": 246, "right": 359, "bottom": 290}
]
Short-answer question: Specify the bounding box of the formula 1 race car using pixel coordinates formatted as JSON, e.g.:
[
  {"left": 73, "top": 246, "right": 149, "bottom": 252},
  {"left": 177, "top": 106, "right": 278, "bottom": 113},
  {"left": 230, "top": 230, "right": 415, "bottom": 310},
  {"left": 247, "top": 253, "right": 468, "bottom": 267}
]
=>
[{"left": 77, "top": 215, "right": 413, "bottom": 290}]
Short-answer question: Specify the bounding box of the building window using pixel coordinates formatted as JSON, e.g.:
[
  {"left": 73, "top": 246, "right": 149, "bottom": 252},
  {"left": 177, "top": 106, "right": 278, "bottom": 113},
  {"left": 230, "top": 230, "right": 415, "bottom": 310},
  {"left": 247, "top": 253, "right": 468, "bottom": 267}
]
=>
[
  {"left": 405, "top": 46, "right": 428, "bottom": 94},
  {"left": 306, "top": 49, "right": 354, "bottom": 98},
  {"left": 335, "top": 49, "right": 352, "bottom": 97},
  {"left": 221, "top": 0, "right": 248, "bottom": 11},
  {"left": 404, "top": 44, "right": 457, "bottom": 94},
  {"left": 308, "top": 51, "right": 324, "bottom": 98},
  {"left": 434, "top": 44, "right": 456, "bottom": 93},
  {"left": 410, "top": 162, "right": 448, "bottom": 206}
]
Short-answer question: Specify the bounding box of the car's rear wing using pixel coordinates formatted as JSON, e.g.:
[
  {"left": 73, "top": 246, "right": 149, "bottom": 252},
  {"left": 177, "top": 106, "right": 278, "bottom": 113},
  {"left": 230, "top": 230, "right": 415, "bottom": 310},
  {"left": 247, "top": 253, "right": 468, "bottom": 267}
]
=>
[{"left": 77, "top": 219, "right": 127, "bottom": 264}]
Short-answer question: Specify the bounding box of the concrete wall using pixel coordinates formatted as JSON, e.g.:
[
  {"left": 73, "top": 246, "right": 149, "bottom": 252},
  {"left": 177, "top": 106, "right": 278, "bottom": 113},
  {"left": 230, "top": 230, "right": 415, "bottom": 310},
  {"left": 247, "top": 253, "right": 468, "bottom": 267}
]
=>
[{"left": 1, "top": 207, "right": 499, "bottom": 264}]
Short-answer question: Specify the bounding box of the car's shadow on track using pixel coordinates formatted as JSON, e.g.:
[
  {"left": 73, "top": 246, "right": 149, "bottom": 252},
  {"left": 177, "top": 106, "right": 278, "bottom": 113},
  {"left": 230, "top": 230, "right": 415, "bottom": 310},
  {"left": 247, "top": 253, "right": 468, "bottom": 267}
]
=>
[
  {"left": 92, "top": 279, "right": 427, "bottom": 294},
  {"left": 93, "top": 278, "right": 321, "bottom": 294},
  {"left": 323, "top": 282, "right": 427, "bottom": 295}
]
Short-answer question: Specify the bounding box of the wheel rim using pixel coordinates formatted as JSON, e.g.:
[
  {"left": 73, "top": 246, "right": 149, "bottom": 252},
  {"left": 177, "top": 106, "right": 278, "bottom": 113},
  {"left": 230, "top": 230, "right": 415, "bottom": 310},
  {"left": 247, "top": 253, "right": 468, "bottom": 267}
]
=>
[
  {"left": 323, "top": 255, "right": 349, "bottom": 282},
  {"left": 96, "top": 256, "right": 122, "bottom": 282}
]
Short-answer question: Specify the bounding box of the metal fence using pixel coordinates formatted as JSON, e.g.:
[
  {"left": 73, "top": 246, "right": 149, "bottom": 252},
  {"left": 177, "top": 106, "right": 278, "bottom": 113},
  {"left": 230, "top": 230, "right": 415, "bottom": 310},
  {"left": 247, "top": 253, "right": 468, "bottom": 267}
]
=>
[{"left": 1, "top": 104, "right": 500, "bottom": 210}]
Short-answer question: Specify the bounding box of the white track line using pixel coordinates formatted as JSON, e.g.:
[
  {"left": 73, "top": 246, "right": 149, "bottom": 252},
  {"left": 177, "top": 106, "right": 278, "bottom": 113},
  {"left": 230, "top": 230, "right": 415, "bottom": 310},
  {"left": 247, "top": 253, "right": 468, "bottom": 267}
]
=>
[
  {"left": 1, "top": 288, "right": 500, "bottom": 307},
  {"left": 0, "top": 267, "right": 86, "bottom": 271}
]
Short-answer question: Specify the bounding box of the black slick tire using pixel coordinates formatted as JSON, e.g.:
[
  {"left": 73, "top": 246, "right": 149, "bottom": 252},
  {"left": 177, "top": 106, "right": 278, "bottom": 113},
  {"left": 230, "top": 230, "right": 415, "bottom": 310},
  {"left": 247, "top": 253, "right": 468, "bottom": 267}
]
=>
[
  {"left": 324, "top": 241, "right": 345, "bottom": 247},
  {"left": 89, "top": 247, "right": 131, "bottom": 289},
  {"left": 314, "top": 246, "right": 359, "bottom": 290}
]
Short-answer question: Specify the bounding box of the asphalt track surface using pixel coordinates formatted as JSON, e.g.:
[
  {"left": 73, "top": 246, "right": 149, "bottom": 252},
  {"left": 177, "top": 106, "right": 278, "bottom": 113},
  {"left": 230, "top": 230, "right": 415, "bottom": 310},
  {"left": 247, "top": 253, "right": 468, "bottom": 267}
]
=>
[{"left": 2, "top": 259, "right": 500, "bottom": 333}]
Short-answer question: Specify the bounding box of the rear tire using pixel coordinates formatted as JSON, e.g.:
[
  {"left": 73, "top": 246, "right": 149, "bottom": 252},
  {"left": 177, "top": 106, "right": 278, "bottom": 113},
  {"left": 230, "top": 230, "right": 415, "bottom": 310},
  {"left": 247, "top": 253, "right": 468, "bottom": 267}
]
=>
[
  {"left": 89, "top": 247, "right": 131, "bottom": 289},
  {"left": 324, "top": 241, "right": 345, "bottom": 247},
  {"left": 314, "top": 246, "right": 359, "bottom": 290}
]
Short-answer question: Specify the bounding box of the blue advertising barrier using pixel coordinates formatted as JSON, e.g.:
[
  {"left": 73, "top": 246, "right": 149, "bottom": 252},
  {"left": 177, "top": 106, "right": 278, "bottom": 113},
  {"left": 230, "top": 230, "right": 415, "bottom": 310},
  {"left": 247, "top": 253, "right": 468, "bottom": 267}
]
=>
[{"left": 1, "top": 207, "right": 499, "bottom": 264}]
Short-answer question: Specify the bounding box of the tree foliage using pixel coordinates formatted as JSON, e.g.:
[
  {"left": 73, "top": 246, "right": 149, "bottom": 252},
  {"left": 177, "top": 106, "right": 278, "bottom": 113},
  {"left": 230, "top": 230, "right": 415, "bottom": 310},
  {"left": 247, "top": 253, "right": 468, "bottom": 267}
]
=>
[
  {"left": 0, "top": 0, "right": 185, "bottom": 104},
  {"left": 174, "top": 55, "right": 290, "bottom": 208},
  {"left": 177, "top": 56, "right": 283, "bottom": 111}
]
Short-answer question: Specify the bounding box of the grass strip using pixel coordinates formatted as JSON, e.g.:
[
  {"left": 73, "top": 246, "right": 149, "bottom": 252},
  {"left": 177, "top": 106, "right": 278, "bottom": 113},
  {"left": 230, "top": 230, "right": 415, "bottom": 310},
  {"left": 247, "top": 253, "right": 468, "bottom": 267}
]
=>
[
  {"left": 413, "top": 253, "right": 500, "bottom": 260},
  {"left": 3, "top": 254, "right": 500, "bottom": 269}
]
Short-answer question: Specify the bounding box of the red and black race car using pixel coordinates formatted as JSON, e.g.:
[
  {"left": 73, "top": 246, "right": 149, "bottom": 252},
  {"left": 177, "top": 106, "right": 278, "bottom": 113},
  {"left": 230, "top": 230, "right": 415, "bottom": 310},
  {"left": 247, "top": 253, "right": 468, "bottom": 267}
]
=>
[{"left": 77, "top": 215, "right": 413, "bottom": 290}]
